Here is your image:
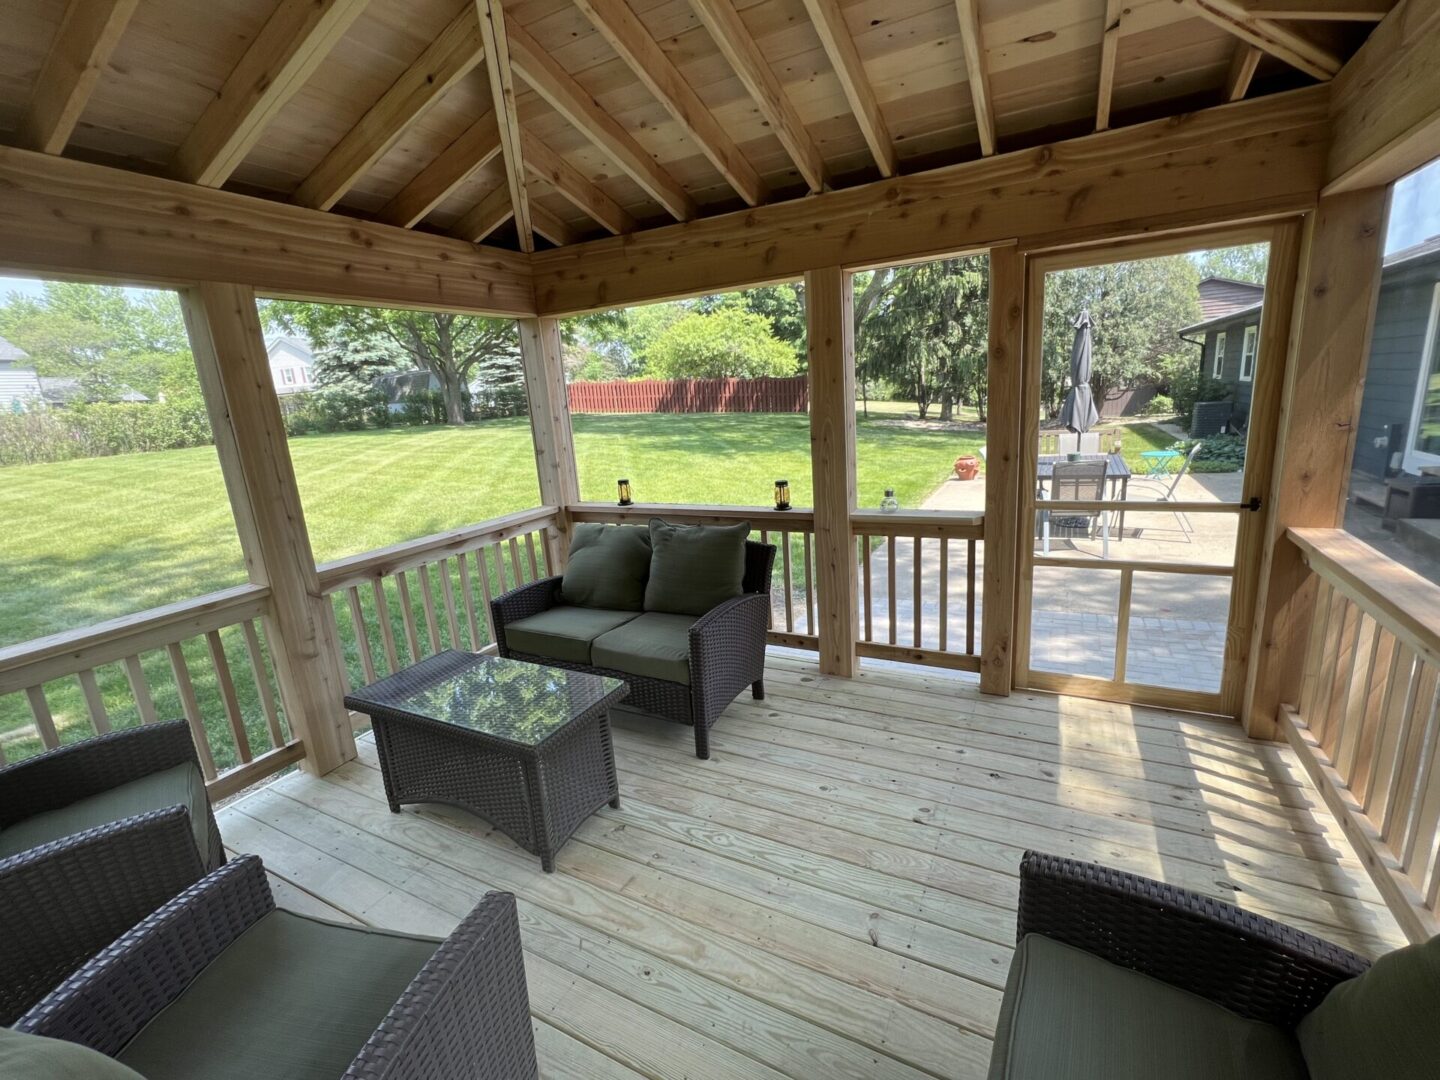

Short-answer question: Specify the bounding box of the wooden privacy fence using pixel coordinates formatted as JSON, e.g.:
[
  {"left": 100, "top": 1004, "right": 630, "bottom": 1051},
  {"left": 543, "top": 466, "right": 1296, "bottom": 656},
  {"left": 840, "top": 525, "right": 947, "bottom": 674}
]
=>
[
  {"left": 1280, "top": 527, "right": 1440, "bottom": 943},
  {"left": 568, "top": 376, "right": 808, "bottom": 414}
]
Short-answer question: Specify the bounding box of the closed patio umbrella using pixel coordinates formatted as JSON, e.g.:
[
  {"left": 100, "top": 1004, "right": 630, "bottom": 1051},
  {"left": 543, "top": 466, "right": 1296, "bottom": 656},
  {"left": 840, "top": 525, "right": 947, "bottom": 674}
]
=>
[{"left": 1059, "top": 310, "right": 1099, "bottom": 434}]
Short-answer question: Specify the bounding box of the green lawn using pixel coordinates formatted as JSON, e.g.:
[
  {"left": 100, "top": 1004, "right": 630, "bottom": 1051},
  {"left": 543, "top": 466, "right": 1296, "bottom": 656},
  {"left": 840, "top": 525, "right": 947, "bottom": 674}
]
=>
[{"left": 1, "top": 412, "right": 981, "bottom": 763}]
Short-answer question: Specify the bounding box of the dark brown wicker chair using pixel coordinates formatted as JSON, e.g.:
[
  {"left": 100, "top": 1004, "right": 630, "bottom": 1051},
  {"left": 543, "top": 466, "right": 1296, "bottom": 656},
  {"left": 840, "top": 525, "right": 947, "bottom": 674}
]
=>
[{"left": 492, "top": 539, "right": 775, "bottom": 759}]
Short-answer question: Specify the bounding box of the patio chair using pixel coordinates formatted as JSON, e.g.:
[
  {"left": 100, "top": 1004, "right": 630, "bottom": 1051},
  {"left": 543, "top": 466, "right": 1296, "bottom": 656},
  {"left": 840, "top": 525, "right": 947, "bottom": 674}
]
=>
[
  {"left": 1050, "top": 431, "right": 1101, "bottom": 456},
  {"left": 1041, "top": 458, "right": 1110, "bottom": 558},
  {"left": 11, "top": 855, "right": 540, "bottom": 1079},
  {"left": 1125, "top": 440, "right": 1203, "bottom": 538}
]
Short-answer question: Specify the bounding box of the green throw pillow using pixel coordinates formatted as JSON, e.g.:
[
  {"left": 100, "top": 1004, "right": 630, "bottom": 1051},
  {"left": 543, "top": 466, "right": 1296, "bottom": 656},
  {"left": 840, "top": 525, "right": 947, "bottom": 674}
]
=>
[
  {"left": 0, "top": 1026, "right": 147, "bottom": 1080},
  {"left": 643, "top": 518, "right": 749, "bottom": 617},
  {"left": 1297, "top": 934, "right": 1440, "bottom": 1080},
  {"left": 561, "top": 523, "right": 653, "bottom": 611}
]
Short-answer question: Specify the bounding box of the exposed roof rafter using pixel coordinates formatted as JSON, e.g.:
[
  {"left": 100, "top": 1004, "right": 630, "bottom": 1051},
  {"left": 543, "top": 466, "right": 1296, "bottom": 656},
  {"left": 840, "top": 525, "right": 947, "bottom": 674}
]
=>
[
  {"left": 1179, "top": 0, "right": 1343, "bottom": 80},
  {"left": 476, "top": 0, "right": 533, "bottom": 253},
  {"left": 1241, "top": 0, "right": 1389, "bottom": 20},
  {"left": 1095, "top": 0, "right": 1124, "bottom": 131},
  {"left": 531, "top": 202, "right": 583, "bottom": 247},
  {"left": 376, "top": 111, "right": 502, "bottom": 228},
  {"left": 953, "top": 0, "right": 995, "bottom": 154},
  {"left": 1225, "top": 44, "right": 1263, "bottom": 102},
  {"left": 19, "top": 0, "right": 139, "bottom": 155},
  {"left": 452, "top": 183, "right": 514, "bottom": 243},
  {"left": 800, "top": 0, "right": 898, "bottom": 177},
  {"left": 522, "top": 132, "right": 636, "bottom": 235}
]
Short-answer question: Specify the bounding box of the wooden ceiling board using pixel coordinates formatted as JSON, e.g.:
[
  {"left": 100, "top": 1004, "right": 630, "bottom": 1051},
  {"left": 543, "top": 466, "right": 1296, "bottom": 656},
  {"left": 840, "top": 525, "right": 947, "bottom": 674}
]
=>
[{"left": 0, "top": 0, "right": 62, "bottom": 134}]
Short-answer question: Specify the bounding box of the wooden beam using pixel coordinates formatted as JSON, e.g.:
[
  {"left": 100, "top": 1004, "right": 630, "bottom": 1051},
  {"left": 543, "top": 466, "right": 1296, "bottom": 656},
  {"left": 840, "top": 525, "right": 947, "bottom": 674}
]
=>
[
  {"left": 979, "top": 245, "right": 1021, "bottom": 694},
  {"left": 182, "top": 283, "right": 355, "bottom": 776},
  {"left": 1095, "top": 0, "right": 1124, "bottom": 132},
  {"left": 18, "top": 0, "right": 139, "bottom": 155},
  {"left": 805, "top": 266, "right": 859, "bottom": 677},
  {"left": 508, "top": 22, "right": 696, "bottom": 222},
  {"left": 954, "top": 0, "right": 996, "bottom": 154},
  {"left": 1179, "top": 0, "right": 1343, "bottom": 80},
  {"left": 689, "top": 0, "right": 827, "bottom": 191},
  {"left": 532, "top": 86, "right": 1329, "bottom": 314},
  {"left": 171, "top": 0, "right": 369, "bottom": 187},
  {"left": 531, "top": 203, "right": 583, "bottom": 247},
  {"left": 1225, "top": 44, "right": 1263, "bottom": 102},
  {"left": 1326, "top": 0, "right": 1440, "bottom": 193},
  {"left": 476, "top": 0, "right": 533, "bottom": 254},
  {"left": 522, "top": 132, "right": 636, "bottom": 235},
  {"left": 0, "top": 144, "right": 533, "bottom": 314},
  {"left": 1242, "top": 0, "right": 1390, "bottom": 19},
  {"left": 801, "top": 0, "right": 898, "bottom": 177},
  {"left": 1244, "top": 189, "right": 1388, "bottom": 739},
  {"left": 574, "top": 0, "right": 765, "bottom": 206},
  {"left": 519, "top": 317, "right": 580, "bottom": 558},
  {"left": 451, "top": 182, "right": 515, "bottom": 243},
  {"left": 292, "top": 6, "right": 484, "bottom": 211},
  {"left": 376, "top": 111, "right": 502, "bottom": 229}
]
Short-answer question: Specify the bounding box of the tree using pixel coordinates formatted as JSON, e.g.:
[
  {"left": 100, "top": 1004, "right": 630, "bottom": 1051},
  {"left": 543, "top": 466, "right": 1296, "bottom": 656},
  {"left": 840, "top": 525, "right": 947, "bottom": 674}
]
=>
[
  {"left": 645, "top": 305, "right": 799, "bottom": 379},
  {"left": 267, "top": 302, "right": 521, "bottom": 424},
  {"left": 698, "top": 284, "right": 807, "bottom": 365},
  {"left": 1190, "top": 244, "right": 1269, "bottom": 285}
]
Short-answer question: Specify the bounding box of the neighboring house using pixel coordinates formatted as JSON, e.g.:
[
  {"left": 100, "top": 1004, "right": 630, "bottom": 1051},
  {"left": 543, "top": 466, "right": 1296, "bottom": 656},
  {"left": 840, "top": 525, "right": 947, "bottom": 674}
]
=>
[
  {"left": 37, "top": 377, "right": 149, "bottom": 406},
  {"left": 0, "top": 335, "right": 43, "bottom": 411},
  {"left": 377, "top": 369, "right": 441, "bottom": 412},
  {"left": 265, "top": 334, "right": 316, "bottom": 395},
  {"left": 1176, "top": 277, "right": 1267, "bottom": 432}
]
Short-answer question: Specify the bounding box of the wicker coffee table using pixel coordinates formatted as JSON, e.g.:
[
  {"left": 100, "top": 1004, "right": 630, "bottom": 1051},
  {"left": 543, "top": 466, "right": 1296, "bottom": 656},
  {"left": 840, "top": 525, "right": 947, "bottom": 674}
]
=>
[{"left": 344, "top": 650, "right": 628, "bottom": 872}]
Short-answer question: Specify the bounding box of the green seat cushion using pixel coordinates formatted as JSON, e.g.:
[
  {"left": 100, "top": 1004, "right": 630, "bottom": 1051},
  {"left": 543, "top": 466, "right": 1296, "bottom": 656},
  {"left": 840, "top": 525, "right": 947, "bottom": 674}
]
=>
[
  {"left": 1298, "top": 933, "right": 1440, "bottom": 1080},
  {"left": 643, "top": 518, "right": 749, "bottom": 617},
  {"left": 592, "top": 612, "right": 698, "bottom": 685},
  {"left": 988, "top": 934, "right": 1308, "bottom": 1080},
  {"left": 561, "top": 523, "right": 653, "bottom": 611},
  {"left": 0, "top": 1026, "right": 146, "bottom": 1079},
  {"left": 0, "top": 761, "right": 213, "bottom": 869},
  {"left": 117, "top": 909, "right": 439, "bottom": 1080},
  {"left": 505, "top": 606, "right": 638, "bottom": 664}
]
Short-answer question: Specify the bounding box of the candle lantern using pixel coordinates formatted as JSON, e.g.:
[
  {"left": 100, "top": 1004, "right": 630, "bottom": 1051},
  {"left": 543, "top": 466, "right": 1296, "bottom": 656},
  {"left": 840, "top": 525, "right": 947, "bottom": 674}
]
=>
[
  {"left": 617, "top": 479, "right": 633, "bottom": 507},
  {"left": 774, "top": 479, "right": 791, "bottom": 511}
]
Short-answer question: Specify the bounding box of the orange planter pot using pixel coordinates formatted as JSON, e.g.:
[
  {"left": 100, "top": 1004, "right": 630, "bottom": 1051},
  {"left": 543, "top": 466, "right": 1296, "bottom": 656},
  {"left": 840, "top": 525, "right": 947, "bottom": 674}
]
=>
[{"left": 953, "top": 454, "right": 980, "bottom": 481}]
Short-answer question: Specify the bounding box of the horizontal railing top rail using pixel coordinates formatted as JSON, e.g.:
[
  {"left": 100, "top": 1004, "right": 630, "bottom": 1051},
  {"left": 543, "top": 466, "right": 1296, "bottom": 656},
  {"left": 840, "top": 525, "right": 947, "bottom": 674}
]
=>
[
  {"left": 850, "top": 509, "right": 984, "bottom": 538},
  {"left": 567, "top": 502, "right": 815, "bottom": 529}
]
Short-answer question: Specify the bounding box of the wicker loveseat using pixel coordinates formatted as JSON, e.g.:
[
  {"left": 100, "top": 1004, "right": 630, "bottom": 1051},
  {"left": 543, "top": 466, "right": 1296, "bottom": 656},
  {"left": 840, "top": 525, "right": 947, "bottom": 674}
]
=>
[
  {"left": 989, "top": 851, "right": 1438, "bottom": 1079},
  {"left": 492, "top": 521, "right": 775, "bottom": 759}
]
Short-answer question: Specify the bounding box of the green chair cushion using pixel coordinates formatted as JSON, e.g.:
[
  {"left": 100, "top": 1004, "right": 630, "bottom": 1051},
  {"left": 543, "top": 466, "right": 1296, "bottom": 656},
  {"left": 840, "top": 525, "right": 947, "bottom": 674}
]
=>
[
  {"left": 561, "top": 523, "right": 653, "bottom": 611},
  {"left": 643, "top": 518, "right": 749, "bottom": 617},
  {"left": 592, "top": 612, "right": 698, "bottom": 685},
  {"left": 1298, "top": 933, "right": 1440, "bottom": 1080},
  {"left": 505, "top": 606, "right": 639, "bottom": 665},
  {"left": 0, "top": 761, "right": 213, "bottom": 869},
  {"left": 987, "top": 934, "right": 1308, "bottom": 1080},
  {"left": 0, "top": 1026, "right": 146, "bottom": 1079},
  {"left": 117, "top": 910, "right": 440, "bottom": 1080}
]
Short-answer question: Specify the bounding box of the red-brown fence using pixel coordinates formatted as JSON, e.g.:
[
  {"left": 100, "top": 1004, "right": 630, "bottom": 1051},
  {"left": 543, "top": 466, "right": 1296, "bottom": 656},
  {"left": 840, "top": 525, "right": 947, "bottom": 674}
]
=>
[{"left": 568, "top": 376, "right": 808, "bottom": 414}]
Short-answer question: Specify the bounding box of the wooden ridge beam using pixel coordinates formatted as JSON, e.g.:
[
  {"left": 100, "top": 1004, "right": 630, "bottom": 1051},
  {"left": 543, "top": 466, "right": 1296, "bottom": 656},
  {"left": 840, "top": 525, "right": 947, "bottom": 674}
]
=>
[
  {"left": 19, "top": 0, "right": 139, "bottom": 155},
  {"left": 953, "top": 0, "right": 996, "bottom": 154},
  {"left": 1096, "top": 0, "right": 1124, "bottom": 131},
  {"left": 508, "top": 21, "right": 696, "bottom": 222},
  {"left": 1225, "top": 44, "right": 1263, "bottom": 102},
  {"left": 377, "top": 111, "right": 502, "bottom": 229},
  {"left": 452, "top": 183, "right": 515, "bottom": 244},
  {"left": 531, "top": 86, "right": 1329, "bottom": 314},
  {"left": 689, "top": 0, "right": 827, "bottom": 191},
  {"left": 172, "top": 0, "right": 369, "bottom": 187},
  {"left": 801, "top": 0, "right": 897, "bottom": 177},
  {"left": 522, "top": 133, "right": 635, "bottom": 235},
  {"left": 574, "top": 0, "right": 765, "bottom": 206},
  {"left": 477, "top": 0, "right": 533, "bottom": 253},
  {"left": 0, "top": 144, "right": 533, "bottom": 315},
  {"left": 292, "top": 6, "right": 484, "bottom": 211},
  {"left": 1179, "top": 0, "right": 1343, "bottom": 80}
]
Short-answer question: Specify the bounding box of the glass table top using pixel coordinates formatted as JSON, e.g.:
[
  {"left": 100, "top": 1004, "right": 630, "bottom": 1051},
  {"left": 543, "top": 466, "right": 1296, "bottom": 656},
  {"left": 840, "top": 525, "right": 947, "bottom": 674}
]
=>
[{"left": 344, "top": 650, "right": 627, "bottom": 747}]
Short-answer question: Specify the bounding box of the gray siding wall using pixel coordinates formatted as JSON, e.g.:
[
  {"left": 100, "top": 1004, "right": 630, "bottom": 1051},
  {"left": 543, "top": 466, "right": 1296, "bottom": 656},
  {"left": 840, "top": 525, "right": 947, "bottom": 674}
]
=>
[
  {"left": 1352, "top": 269, "right": 1438, "bottom": 478},
  {"left": 1200, "top": 318, "right": 1261, "bottom": 413}
]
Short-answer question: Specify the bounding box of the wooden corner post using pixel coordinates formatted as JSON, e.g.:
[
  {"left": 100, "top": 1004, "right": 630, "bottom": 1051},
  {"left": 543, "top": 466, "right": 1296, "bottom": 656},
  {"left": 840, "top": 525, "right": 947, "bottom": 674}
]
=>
[
  {"left": 980, "top": 245, "right": 1023, "bottom": 695},
  {"left": 519, "top": 316, "right": 580, "bottom": 569},
  {"left": 181, "top": 282, "right": 357, "bottom": 774},
  {"left": 806, "top": 266, "right": 860, "bottom": 676}
]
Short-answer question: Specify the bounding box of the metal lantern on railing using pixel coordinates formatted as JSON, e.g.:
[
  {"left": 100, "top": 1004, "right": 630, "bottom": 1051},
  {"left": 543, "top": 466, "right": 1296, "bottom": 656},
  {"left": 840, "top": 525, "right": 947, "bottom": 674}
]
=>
[
  {"left": 774, "top": 479, "right": 791, "bottom": 511},
  {"left": 617, "top": 479, "right": 633, "bottom": 507}
]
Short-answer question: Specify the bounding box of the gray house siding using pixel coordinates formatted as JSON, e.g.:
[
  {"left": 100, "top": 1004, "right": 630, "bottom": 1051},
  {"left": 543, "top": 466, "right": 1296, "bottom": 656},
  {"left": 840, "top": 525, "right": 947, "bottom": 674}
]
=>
[
  {"left": 1353, "top": 263, "right": 1440, "bottom": 478},
  {"left": 1199, "top": 316, "right": 1261, "bottom": 413}
]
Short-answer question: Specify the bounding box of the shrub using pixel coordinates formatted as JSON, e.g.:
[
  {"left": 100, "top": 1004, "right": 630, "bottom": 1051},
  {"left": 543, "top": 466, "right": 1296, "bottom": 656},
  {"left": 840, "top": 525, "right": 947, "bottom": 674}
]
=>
[
  {"left": 1143, "top": 394, "right": 1175, "bottom": 416},
  {"left": 0, "top": 400, "right": 212, "bottom": 466},
  {"left": 1173, "top": 434, "right": 1246, "bottom": 473}
]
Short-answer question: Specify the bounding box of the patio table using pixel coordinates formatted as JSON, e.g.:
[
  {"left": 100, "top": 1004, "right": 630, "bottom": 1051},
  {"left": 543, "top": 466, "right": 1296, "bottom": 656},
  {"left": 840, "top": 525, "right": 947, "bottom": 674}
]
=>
[
  {"left": 1037, "top": 452, "right": 1132, "bottom": 535},
  {"left": 1140, "top": 448, "right": 1182, "bottom": 476}
]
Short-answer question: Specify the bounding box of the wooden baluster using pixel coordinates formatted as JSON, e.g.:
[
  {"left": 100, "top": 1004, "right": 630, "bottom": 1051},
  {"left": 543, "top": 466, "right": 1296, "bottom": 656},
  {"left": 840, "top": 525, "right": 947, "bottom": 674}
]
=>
[
  {"left": 346, "top": 587, "right": 378, "bottom": 685},
  {"left": 1368, "top": 645, "right": 1417, "bottom": 824},
  {"left": 76, "top": 668, "right": 111, "bottom": 735},
  {"left": 371, "top": 577, "right": 400, "bottom": 674},
  {"left": 912, "top": 535, "right": 923, "bottom": 648},
  {"left": 489, "top": 543, "right": 509, "bottom": 594},
  {"left": 394, "top": 571, "right": 423, "bottom": 663},
  {"left": 166, "top": 642, "right": 217, "bottom": 780},
  {"left": 1317, "top": 597, "right": 1358, "bottom": 749},
  {"left": 1299, "top": 578, "right": 1335, "bottom": 721},
  {"left": 241, "top": 620, "right": 285, "bottom": 748},
  {"left": 322, "top": 602, "right": 352, "bottom": 693},
  {"left": 1334, "top": 614, "right": 1379, "bottom": 774},
  {"left": 781, "top": 531, "right": 794, "bottom": 633},
  {"left": 543, "top": 528, "right": 562, "bottom": 577},
  {"left": 25, "top": 685, "right": 59, "bottom": 749},
  {"left": 474, "top": 549, "right": 498, "bottom": 645},
  {"left": 417, "top": 563, "right": 442, "bottom": 654},
  {"left": 508, "top": 537, "right": 524, "bottom": 585},
  {"left": 760, "top": 530, "right": 775, "bottom": 629},
  {"left": 861, "top": 535, "right": 873, "bottom": 642},
  {"left": 886, "top": 534, "right": 897, "bottom": 646},
  {"left": 938, "top": 537, "right": 949, "bottom": 653},
  {"left": 524, "top": 532, "right": 540, "bottom": 581},
  {"left": 1345, "top": 626, "right": 1394, "bottom": 788},
  {"left": 438, "top": 557, "right": 463, "bottom": 648},
  {"left": 966, "top": 538, "right": 977, "bottom": 656},
  {"left": 456, "top": 553, "right": 482, "bottom": 651},
  {"left": 122, "top": 654, "right": 159, "bottom": 726},
  {"left": 1113, "top": 567, "right": 1134, "bottom": 683},
  {"left": 802, "top": 531, "right": 815, "bottom": 635},
  {"left": 1401, "top": 676, "right": 1440, "bottom": 889},
  {"left": 206, "top": 630, "right": 252, "bottom": 764},
  {"left": 1383, "top": 664, "right": 1438, "bottom": 846}
]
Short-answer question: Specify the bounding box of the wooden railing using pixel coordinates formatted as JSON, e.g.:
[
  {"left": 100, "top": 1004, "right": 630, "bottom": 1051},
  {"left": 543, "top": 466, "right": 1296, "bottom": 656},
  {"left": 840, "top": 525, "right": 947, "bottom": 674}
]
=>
[
  {"left": 1280, "top": 527, "right": 1440, "bottom": 942},
  {"left": 0, "top": 585, "right": 302, "bottom": 798},
  {"left": 852, "top": 511, "right": 984, "bottom": 672}
]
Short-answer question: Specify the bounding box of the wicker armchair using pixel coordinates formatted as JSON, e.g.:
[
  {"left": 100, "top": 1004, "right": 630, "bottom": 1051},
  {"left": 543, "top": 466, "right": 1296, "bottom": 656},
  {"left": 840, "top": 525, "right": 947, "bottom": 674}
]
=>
[
  {"left": 493, "top": 539, "right": 775, "bottom": 759},
  {"left": 15, "top": 855, "right": 540, "bottom": 1080}
]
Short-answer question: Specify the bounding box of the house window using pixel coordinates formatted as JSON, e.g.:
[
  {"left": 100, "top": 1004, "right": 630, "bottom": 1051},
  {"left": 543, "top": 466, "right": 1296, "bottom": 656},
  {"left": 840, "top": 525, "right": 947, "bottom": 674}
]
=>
[
  {"left": 1212, "top": 330, "right": 1227, "bottom": 379},
  {"left": 281, "top": 368, "right": 296, "bottom": 385},
  {"left": 303, "top": 367, "right": 313, "bottom": 384},
  {"left": 1239, "top": 325, "right": 1258, "bottom": 382},
  {"left": 1406, "top": 282, "right": 1440, "bottom": 469}
]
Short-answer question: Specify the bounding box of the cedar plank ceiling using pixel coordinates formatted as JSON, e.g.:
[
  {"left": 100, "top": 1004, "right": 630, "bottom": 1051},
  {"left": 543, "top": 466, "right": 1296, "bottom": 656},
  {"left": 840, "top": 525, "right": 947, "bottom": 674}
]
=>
[{"left": 0, "top": 0, "right": 1379, "bottom": 252}]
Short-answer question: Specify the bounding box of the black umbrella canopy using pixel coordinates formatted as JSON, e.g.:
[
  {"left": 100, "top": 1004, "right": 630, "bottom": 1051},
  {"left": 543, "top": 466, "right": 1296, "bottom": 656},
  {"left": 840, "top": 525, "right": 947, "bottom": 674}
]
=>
[{"left": 1059, "top": 310, "right": 1100, "bottom": 434}]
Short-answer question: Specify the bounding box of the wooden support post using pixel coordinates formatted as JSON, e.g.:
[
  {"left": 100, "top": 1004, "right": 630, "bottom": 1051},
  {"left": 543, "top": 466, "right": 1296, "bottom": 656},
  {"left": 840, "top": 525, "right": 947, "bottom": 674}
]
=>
[
  {"left": 806, "top": 266, "right": 859, "bottom": 676},
  {"left": 980, "top": 245, "right": 1023, "bottom": 695},
  {"left": 519, "top": 317, "right": 580, "bottom": 566},
  {"left": 181, "top": 282, "right": 356, "bottom": 774},
  {"left": 1244, "top": 190, "right": 1388, "bottom": 739}
]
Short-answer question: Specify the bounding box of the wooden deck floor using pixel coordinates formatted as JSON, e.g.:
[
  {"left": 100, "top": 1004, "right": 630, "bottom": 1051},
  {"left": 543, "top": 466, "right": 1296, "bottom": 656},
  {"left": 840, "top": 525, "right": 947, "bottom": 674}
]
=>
[{"left": 217, "top": 652, "right": 1406, "bottom": 1080}]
